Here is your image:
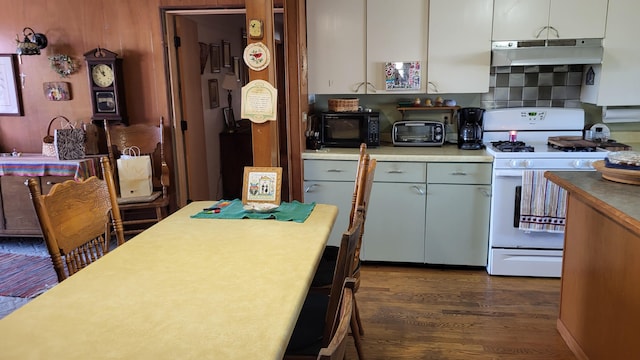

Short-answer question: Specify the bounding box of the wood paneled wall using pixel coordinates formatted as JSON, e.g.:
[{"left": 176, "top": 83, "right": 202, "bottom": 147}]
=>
[{"left": 0, "top": 0, "right": 280, "bottom": 154}]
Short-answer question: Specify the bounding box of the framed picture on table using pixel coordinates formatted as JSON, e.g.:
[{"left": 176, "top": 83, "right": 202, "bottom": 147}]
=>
[
  {"left": 242, "top": 167, "right": 282, "bottom": 205},
  {"left": 0, "top": 54, "right": 24, "bottom": 116}
]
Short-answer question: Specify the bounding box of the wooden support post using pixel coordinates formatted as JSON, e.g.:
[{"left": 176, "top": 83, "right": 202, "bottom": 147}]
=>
[{"left": 245, "top": 0, "right": 279, "bottom": 167}]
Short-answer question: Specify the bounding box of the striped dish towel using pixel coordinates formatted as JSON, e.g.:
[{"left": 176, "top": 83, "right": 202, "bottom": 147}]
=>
[{"left": 519, "top": 170, "right": 567, "bottom": 233}]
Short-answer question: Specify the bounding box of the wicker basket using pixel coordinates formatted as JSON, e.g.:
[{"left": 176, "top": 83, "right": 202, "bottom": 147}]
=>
[
  {"left": 328, "top": 98, "right": 359, "bottom": 112},
  {"left": 42, "top": 116, "right": 71, "bottom": 157}
]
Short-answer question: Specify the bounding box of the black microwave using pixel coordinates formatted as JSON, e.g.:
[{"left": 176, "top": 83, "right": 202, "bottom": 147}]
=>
[{"left": 320, "top": 111, "right": 380, "bottom": 148}]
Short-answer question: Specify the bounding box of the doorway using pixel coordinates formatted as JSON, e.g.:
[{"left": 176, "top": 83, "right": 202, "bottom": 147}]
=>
[{"left": 163, "top": 9, "right": 287, "bottom": 207}]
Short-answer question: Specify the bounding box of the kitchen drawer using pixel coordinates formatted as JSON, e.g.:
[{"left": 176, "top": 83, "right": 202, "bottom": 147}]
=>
[
  {"left": 427, "top": 163, "right": 492, "bottom": 184},
  {"left": 304, "top": 160, "right": 357, "bottom": 181},
  {"left": 374, "top": 162, "right": 426, "bottom": 183}
]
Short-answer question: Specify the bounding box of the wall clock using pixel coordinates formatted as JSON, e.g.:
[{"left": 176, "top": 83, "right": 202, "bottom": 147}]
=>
[{"left": 83, "top": 47, "right": 127, "bottom": 124}]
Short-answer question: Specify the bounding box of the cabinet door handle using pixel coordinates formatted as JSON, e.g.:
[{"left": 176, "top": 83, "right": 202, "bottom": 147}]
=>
[
  {"left": 535, "top": 26, "right": 549, "bottom": 39},
  {"left": 412, "top": 185, "right": 425, "bottom": 195},
  {"left": 479, "top": 188, "right": 492, "bottom": 197},
  {"left": 366, "top": 82, "right": 376, "bottom": 93},
  {"left": 450, "top": 171, "right": 468, "bottom": 176},
  {"left": 548, "top": 26, "right": 559, "bottom": 38},
  {"left": 427, "top": 81, "right": 439, "bottom": 93},
  {"left": 353, "top": 82, "right": 365, "bottom": 93},
  {"left": 304, "top": 184, "right": 319, "bottom": 193},
  {"left": 326, "top": 169, "right": 343, "bottom": 173},
  {"left": 387, "top": 170, "right": 405, "bottom": 174}
]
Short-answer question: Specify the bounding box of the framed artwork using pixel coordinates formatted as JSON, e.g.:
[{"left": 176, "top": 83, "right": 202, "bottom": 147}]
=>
[
  {"left": 198, "top": 42, "right": 209, "bottom": 74},
  {"left": 222, "top": 40, "right": 231, "bottom": 68},
  {"left": 210, "top": 44, "right": 221, "bottom": 73},
  {"left": 208, "top": 79, "right": 219, "bottom": 109},
  {"left": 242, "top": 166, "right": 282, "bottom": 205},
  {"left": 43, "top": 82, "right": 71, "bottom": 101},
  {"left": 233, "top": 56, "right": 240, "bottom": 81},
  {"left": 0, "top": 54, "right": 24, "bottom": 116}
]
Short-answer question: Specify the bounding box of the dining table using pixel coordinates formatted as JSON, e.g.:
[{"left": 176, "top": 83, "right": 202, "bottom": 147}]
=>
[{"left": 0, "top": 200, "right": 338, "bottom": 360}]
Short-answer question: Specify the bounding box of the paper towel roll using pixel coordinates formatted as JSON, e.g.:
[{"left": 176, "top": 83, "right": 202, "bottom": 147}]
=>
[{"left": 602, "top": 107, "right": 640, "bottom": 123}]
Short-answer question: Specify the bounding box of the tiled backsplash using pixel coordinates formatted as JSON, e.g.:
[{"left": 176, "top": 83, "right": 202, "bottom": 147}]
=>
[{"left": 481, "top": 65, "right": 584, "bottom": 109}]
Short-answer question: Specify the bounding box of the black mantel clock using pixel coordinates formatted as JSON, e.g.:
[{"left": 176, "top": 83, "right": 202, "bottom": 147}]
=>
[{"left": 84, "top": 47, "right": 127, "bottom": 124}]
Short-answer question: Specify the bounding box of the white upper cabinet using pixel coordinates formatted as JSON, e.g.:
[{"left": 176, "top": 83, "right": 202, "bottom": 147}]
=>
[
  {"left": 307, "top": 0, "right": 366, "bottom": 94},
  {"left": 492, "top": 0, "right": 608, "bottom": 41},
  {"left": 427, "top": 0, "right": 493, "bottom": 94},
  {"left": 307, "top": 0, "right": 427, "bottom": 94},
  {"left": 366, "top": 0, "right": 427, "bottom": 94},
  {"left": 581, "top": 0, "right": 640, "bottom": 106}
]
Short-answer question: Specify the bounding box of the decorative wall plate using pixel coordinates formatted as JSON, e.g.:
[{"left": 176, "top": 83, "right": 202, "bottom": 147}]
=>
[{"left": 243, "top": 42, "right": 270, "bottom": 71}]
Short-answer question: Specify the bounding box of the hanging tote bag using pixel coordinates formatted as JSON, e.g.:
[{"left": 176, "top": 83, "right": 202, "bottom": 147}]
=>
[
  {"left": 54, "top": 119, "right": 86, "bottom": 160},
  {"left": 42, "top": 116, "right": 71, "bottom": 157},
  {"left": 116, "top": 146, "right": 153, "bottom": 198}
]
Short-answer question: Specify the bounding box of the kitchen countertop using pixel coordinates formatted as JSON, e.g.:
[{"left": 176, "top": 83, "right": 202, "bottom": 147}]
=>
[
  {"left": 545, "top": 170, "right": 640, "bottom": 234},
  {"left": 302, "top": 144, "right": 493, "bottom": 162}
]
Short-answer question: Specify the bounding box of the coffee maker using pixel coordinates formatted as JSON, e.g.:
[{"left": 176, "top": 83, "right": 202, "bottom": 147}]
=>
[{"left": 457, "top": 107, "right": 485, "bottom": 150}]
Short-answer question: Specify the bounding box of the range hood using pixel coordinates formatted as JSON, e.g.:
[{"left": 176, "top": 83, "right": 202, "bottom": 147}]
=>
[{"left": 491, "top": 38, "right": 603, "bottom": 66}]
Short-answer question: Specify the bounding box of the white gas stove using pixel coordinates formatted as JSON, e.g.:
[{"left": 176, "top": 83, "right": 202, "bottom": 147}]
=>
[{"left": 483, "top": 107, "right": 608, "bottom": 277}]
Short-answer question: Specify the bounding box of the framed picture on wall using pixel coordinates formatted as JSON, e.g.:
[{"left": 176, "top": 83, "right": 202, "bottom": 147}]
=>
[
  {"left": 208, "top": 79, "right": 219, "bottom": 109},
  {"left": 0, "top": 54, "right": 24, "bottom": 116},
  {"left": 222, "top": 40, "right": 231, "bottom": 68},
  {"left": 210, "top": 44, "right": 221, "bottom": 73},
  {"left": 233, "top": 57, "right": 240, "bottom": 81},
  {"left": 198, "top": 42, "right": 209, "bottom": 75}
]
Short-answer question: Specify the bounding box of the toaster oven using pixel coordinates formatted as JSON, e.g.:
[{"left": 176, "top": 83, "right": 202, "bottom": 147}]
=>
[{"left": 392, "top": 121, "right": 445, "bottom": 146}]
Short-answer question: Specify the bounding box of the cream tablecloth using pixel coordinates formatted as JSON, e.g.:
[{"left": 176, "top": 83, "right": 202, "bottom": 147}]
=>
[{"left": 0, "top": 201, "right": 338, "bottom": 360}]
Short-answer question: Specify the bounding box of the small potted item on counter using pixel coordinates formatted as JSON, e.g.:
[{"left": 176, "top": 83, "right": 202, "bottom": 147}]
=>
[
  {"left": 424, "top": 98, "right": 433, "bottom": 107},
  {"left": 435, "top": 96, "right": 444, "bottom": 106},
  {"left": 413, "top": 98, "right": 421, "bottom": 106}
]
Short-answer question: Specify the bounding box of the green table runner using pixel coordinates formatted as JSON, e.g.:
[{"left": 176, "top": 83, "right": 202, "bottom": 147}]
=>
[{"left": 190, "top": 199, "right": 316, "bottom": 223}]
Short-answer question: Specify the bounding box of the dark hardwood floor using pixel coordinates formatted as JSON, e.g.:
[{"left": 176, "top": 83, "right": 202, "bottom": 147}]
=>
[{"left": 344, "top": 264, "right": 576, "bottom": 360}]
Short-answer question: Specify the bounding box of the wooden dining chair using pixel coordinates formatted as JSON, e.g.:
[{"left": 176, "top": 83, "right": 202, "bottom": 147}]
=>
[
  {"left": 28, "top": 157, "right": 125, "bottom": 282},
  {"left": 104, "top": 117, "right": 170, "bottom": 235},
  {"left": 317, "top": 278, "right": 355, "bottom": 360},
  {"left": 285, "top": 211, "right": 364, "bottom": 359},
  {"left": 311, "top": 143, "right": 376, "bottom": 359}
]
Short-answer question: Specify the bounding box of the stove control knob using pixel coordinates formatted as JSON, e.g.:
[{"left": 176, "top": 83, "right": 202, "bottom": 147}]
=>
[
  {"left": 508, "top": 160, "right": 519, "bottom": 168},
  {"left": 522, "top": 160, "right": 532, "bottom": 168},
  {"left": 572, "top": 160, "right": 583, "bottom": 168}
]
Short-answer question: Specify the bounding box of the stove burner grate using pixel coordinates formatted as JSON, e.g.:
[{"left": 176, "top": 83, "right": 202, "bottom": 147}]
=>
[
  {"left": 547, "top": 144, "right": 597, "bottom": 152},
  {"left": 491, "top": 141, "right": 535, "bottom": 152}
]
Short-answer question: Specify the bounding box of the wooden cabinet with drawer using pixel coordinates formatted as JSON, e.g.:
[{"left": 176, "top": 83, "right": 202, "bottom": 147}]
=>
[{"left": 0, "top": 176, "right": 74, "bottom": 235}]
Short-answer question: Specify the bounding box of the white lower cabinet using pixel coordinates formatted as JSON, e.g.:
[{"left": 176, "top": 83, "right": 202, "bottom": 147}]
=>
[
  {"left": 303, "top": 159, "right": 491, "bottom": 265},
  {"left": 303, "top": 160, "right": 358, "bottom": 247},
  {"left": 364, "top": 181, "right": 426, "bottom": 263},
  {"left": 426, "top": 163, "right": 492, "bottom": 266}
]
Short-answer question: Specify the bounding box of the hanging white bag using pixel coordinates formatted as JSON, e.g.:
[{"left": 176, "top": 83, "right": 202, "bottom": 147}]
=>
[{"left": 116, "top": 146, "right": 153, "bottom": 198}]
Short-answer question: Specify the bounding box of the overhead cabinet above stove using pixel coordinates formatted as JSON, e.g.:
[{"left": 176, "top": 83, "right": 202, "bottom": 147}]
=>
[{"left": 492, "top": 0, "right": 608, "bottom": 41}]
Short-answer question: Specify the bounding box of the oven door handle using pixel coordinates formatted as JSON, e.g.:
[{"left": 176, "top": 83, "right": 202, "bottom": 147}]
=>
[{"left": 494, "top": 169, "right": 524, "bottom": 177}]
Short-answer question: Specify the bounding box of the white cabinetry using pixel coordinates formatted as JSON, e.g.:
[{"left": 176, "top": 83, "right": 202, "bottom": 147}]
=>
[
  {"left": 425, "top": 163, "right": 492, "bottom": 266},
  {"left": 304, "top": 158, "right": 492, "bottom": 265},
  {"left": 306, "top": 0, "right": 366, "bottom": 94},
  {"left": 427, "top": 0, "right": 493, "bottom": 94},
  {"left": 492, "top": 0, "right": 608, "bottom": 41},
  {"left": 363, "top": 162, "right": 427, "bottom": 263},
  {"left": 306, "top": 0, "right": 427, "bottom": 94},
  {"left": 580, "top": 0, "right": 640, "bottom": 106},
  {"left": 303, "top": 160, "right": 358, "bottom": 246},
  {"left": 366, "top": 0, "right": 427, "bottom": 94}
]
